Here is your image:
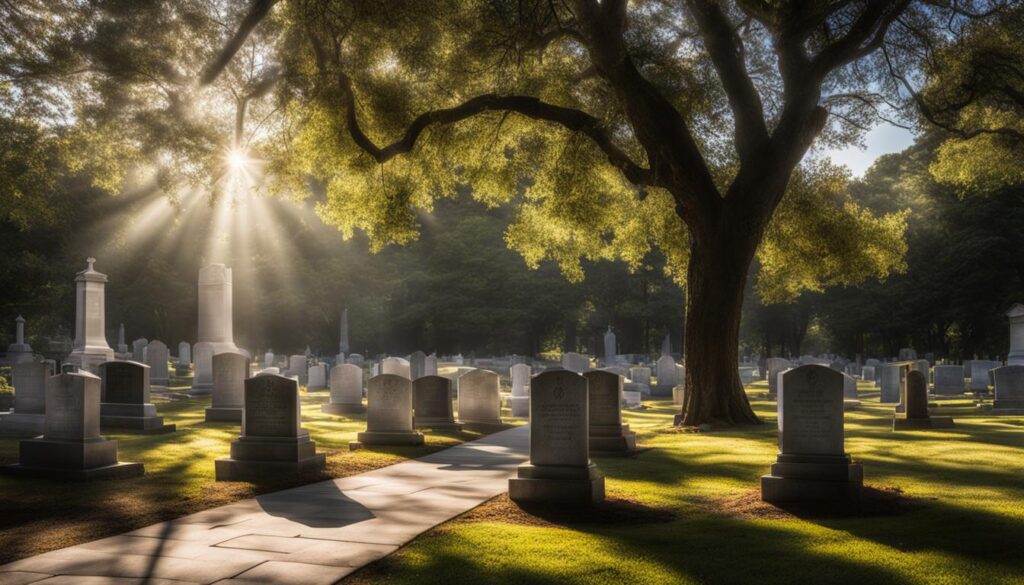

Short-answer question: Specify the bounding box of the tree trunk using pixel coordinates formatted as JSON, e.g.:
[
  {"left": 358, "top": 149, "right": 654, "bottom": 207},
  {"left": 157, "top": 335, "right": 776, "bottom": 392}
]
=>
[{"left": 680, "top": 222, "right": 761, "bottom": 426}]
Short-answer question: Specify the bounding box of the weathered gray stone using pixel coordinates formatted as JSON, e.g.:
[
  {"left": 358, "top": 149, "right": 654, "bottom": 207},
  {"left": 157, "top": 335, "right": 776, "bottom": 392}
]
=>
[
  {"left": 656, "top": 355, "right": 679, "bottom": 393},
  {"left": 100, "top": 360, "right": 174, "bottom": 433},
  {"left": 356, "top": 374, "right": 423, "bottom": 446},
  {"left": 760, "top": 365, "right": 862, "bottom": 502},
  {"left": 191, "top": 264, "right": 241, "bottom": 394},
  {"left": 381, "top": 357, "right": 411, "bottom": 379},
  {"left": 1, "top": 371, "right": 144, "bottom": 480},
  {"left": 177, "top": 341, "right": 191, "bottom": 366},
  {"left": 629, "top": 366, "right": 651, "bottom": 387},
  {"left": 457, "top": 369, "right": 502, "bottom": 430},
  {"left": 0, "top": 360, "right": 50, "bottom": 436},
  {"left": 894, "top": 370, "right": 954, "bottom": 429},
  {"left": 510, "top": 363, "right": 531, "bottom": 417},
  {"left": 67, "top": 258, "right": 115, "bottom": 374},
  {"left": 206, "top": 352, "right": 250, "bottom": 422},
  {"left": 932, "top": 365, "right": 965, "bottom": 395},
  {"left": 969, "top": 360, "right": 1000, "bottom": 392},
  {"left": 766, "top": 358, "right": 792, "bottom": 396},
  {"left": 322, "top": 363, "right": 364, "bottom": 414},
  {"left": 861, "top": 365, "right": 876, "bottom": 382},
  {"left": 583, "top": 370, "right": 636, "bottom": 455},
  {"left": 1008, "top": 304, "right": 1024, "bottom": 366},
  {"left": 145, "top": 340, "right": 170, "bottom": 386},
  {"left": 215, "top": 374, "right": 325, "bottom": 481},
  {"left": 413, "top": 375, "right": 459, "bottom": 430},
  {"left": 561, "top": 352, "right": 589, "bottom": 374},
  {"left": 307, "top": 364, "right": 327, "bottom": 391},
  {"left": 993, "top": 365, "right": 1024, "bottom": 413},
  {"left": 409, "top": 351, "right": 427, "bottom": 380},
  {"left": 879, "top": 364, "right": 905, "bottom": 404},
  {"left": 509, "top": 370, "right": 604, "bottom": 505}
]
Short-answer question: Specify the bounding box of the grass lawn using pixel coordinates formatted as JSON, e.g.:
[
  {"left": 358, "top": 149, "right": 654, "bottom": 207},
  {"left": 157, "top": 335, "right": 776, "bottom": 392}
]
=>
[
  {"left": 347, "top": 381, "right": 1024, "bottom": 585},
  {"left": 0, "top": 381, "right": 521, "bottom": 566}
]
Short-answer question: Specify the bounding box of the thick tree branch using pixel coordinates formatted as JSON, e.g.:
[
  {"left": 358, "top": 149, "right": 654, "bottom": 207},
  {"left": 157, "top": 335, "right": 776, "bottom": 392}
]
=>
[
  {"left": 200, "top": 0, "right": 278, "bottom": 85},
  {"left": 687, "top": 0, "right": 770, "bottom": 162},
  {"left": 335, "top": 70, "right": 655, "bottom": 187},
  {"left": 812, "top": 0, "right": 911, "bottom": 76}
]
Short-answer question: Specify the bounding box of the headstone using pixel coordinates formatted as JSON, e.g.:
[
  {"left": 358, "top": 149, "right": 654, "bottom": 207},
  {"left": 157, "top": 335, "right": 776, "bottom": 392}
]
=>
[
  {"left": 898, "top": 348, "right": 917, "bottom": 361},
  {"left": 509, "top": 370, "right": 605, "bottom": 505},
  {"left": 561, "top": 352, "right": 589, "bottom": 374},
  {"left": 932, "top": 365, "right": 964, "bottom": 395},
  {"left": 583, "top": 370, "right": 636, "bottom": 454},
  {"left": 969, "top": 360, "right": 1000, "bottom": 392},
  {"left": 861, "top": 365, "right": 876, "bottom": 382},
  {"left": 1007, "top": 304, "right": 1024, "bottom": 365},
  {"left": 206, "top": 352, "right": 250, "bottom": 422},
  {"left": 191, "top": 264, "right": 241, "bottom": 395},
  {"left": 894, "top": 370, "right": 954, "bottom": 429},
  {"left": 4, "top": 316, "right": 34, "bottom": 364},
  {"left": 457, "top": 369, "right": 502, "bottom": 430},
  {"left": 992, "top": 365, "right": 1024, "bottom": 414},
  {"left": 323, "top": 363, "right": 365, "bottom": 414},
  {"left": 603, "top": 326, "right": 616, "bottom": 364},
  {"left": 425, "top": 354, "right": 438, "bottom": 376},
  {"left": 760, "top": 365, "right": 863, "bottom": 502},
  {"left": 338, "top": 306, "right": 350, "bottom": 355},
  {"left": 842, "top": 373, "right": 860, "bottom": 410},
  {"left": 738, "top": 366, "right": 756, "bottom": 386},
  {"left": 145, "top": 340, "right": 170, "bottom": 386},
  {"left": 131, "top": 338, "right": 148, "bottom": 363},
  {"left": 307, "top": 363, "right": 327, "bottom": 391},
  {"left": 263, "top": 351, "right": 274, "bottom": 368},
  {"left": 510, "top": 363, "right": 531, "bottom": 417},
  {"left": 346, "top": 353, "right": 365, "bottom": 367},
  {"left": 0, "top": 361, "right": 50, "bottom": 436},
  {"left": 672, "top": 384, "right": 685, "bottom": 406},
  {"left": 1, "top": 371, "right": 144, "bottom": 479},
  {"left": 355, "top": 374, "right": 424, "bottom": 445},
  {"left": 629, "top": 366, "right": 651, "bottom": 387},
  {"left": 413, "top": 375, "right": 459, "bottom": 430},
  {"left": 259, "top": 366, "right": 280, "bottom": 375},
  {"left": 116, "top": 323, "right": 127, "bottom": 354},
  {"left": 288, "top": 354, "right": 307, "bottom": 384},
  {"left": 914, "top": 359, "right": 930, "bottom": 377},
  {"left": 66, "top": 258, "right": 116, "bottom": 374},
  {"left": 766, "top": 358, "right": 792, "bottom": 397},
  {"left": 99, "top": 360, "right": 174, "bottom": 433},
  {"left": 655, "top": 355, "right": 679, "bottom": 396},
  {"left": 178, "top": 341, "right": 191, "bottom": 366},
  {"left": 409, "top": 351, "right": 427, "bottom": 380},
  {"left": 381, "top": 356, "right": 411, "bottom": 379},
  {"left": 215, "top": 373, "right": 326, "bottom": 481},
  {"left": 879, "top": 364, "right": 904, "bottom": 404},
  {"left": 660, "top": 331, "right": 672, "bottom": 356}
]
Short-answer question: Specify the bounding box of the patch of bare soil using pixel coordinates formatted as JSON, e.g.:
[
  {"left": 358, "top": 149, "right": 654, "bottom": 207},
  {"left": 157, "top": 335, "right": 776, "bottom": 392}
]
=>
[{"left": 708, "top": 485, "right": 926, "bottom": 520}]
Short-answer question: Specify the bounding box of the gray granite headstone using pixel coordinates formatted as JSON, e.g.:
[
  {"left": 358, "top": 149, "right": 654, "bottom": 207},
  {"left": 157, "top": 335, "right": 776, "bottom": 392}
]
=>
[
  {"left": 323, "top": 363, "right": 364, "bottom": 414},
  {"left": 206, "top": 352, "right": 250, "bottom": 422},
  {"left": 993, "top": 365, "right": 1024, "bottom": 413},
  {"left": 932, "top": 365, "right": 965, "bottom": 395},
  {"left": 0, "top": 361, "right": 50, "bottom": 436},
  {"left": 145, "top": 340, "right": 170, "bottom": 386},
  {"left": 583, "top": 370, "right": 636, "bottom": 454},
  {"left": 409, "top": 351, "right": 427, "bottom": 380},
  {"left": 355, "top": 374, "right": 423, "bottom": 445},
  {"left": 457, "top": 368, "right": 502, "bottom": 429},
  {"left": 413, "top": 375, "right": 458, "bottom": 429},
  {"left": 99, "top": 360, "right": 174, "bottom": 433},
  {"left": 510, "top": 363, "right": 531, "bottom": 417}
]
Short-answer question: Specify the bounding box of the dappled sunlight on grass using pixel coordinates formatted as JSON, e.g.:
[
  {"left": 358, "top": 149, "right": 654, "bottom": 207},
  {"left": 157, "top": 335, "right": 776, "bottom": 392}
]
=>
[{"left": 345, "top": 378, "right": 1024, "bottom": 585}]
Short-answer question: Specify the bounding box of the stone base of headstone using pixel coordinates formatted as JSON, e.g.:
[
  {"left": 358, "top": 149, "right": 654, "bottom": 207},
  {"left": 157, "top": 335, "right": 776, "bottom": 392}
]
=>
[
  {"left": 509, "top": 462, "right": 605, "bottom": 505},
  {"left": 589, "top": 424, "right": 637, "bottom": 455},
  {"left": 204, "top": 406, "right": 243, "bottom": 422},
  {"left": 510, "top": 396, "right": 529, "bottom": 417},
  {"left": 414, "top": 417, "right": 462, "bottom": 431},
  {"left": 215, "top": 433, "right": 326, "bottom": 482},
  {"left": 892, "top": 415, "right": 955, "bottom": 430},
  {"left": 843, "top": 399, "right": 862, "bottom": 411},
  {"left": 1, "top": 437, "right": 144, "bottom": 480},
  {"left": 354, "top": 430, "right": 424, "bottom": 446},
  {"left": 456, "top": 419, "right": 503, "bottom": 433},
  {"left": 321, "top": 402, "right": 365, "bottom": 414},
  {"left": 650, "top": 385, "right": 673, "bottom": 397},
  {"left": 0, "top": 413, "right": 47, "bottom": 437},
  {"left": 760, "top": 454, "right": 863, "bottom": 503},
  {"left": 100, "top": 404, "right": 175, "bottom": 434}
]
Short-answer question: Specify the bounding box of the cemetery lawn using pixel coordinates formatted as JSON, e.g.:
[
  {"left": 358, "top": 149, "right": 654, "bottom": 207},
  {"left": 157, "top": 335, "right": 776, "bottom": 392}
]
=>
[
  {"left": 0, "top": 388, "right": 522, "bottom": 565},
  {"left": 348, "top": 382, "right": 1024, "bottom": 585}
]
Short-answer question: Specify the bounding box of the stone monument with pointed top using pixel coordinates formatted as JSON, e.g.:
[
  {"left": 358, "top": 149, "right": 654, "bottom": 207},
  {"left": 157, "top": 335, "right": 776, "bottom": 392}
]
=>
[
  {"left": 190, "top": 263, "right": 240, "bottom": 395},
  {"left": 5, "top": 316, "right": 34, "bottom": 364},
  {"left": 67, "top": 258, "right": 115, "bottom": 374}
]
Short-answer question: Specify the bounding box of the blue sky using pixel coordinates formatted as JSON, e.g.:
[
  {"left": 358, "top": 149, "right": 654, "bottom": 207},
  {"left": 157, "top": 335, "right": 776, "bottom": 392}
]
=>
[{"left": 820, "top": 123, "right": 917, "bottom": 177}]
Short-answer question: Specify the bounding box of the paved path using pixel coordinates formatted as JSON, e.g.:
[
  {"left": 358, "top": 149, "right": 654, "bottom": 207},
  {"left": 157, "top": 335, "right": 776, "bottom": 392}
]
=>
[{"left": 0, "top": 426, "right": 530, "bottom": 585}]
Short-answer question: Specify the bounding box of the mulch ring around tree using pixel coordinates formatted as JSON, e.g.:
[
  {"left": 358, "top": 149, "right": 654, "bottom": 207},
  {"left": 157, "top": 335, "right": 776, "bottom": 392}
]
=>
[
  {"left": 708, "top": 485, "right": 929, "bottom": 521},
  {"left": 443, "top": 493, "right": 678, "bottom": 530}
]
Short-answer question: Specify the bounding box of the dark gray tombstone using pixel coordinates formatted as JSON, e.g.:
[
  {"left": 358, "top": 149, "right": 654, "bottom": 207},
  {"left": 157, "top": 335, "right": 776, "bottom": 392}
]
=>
[
  {"left": 583, "top": 370, "right": 636, "bottom": 454},
  {"left": 409, "top": 350, "right": 427, "bottom": 380},
  {"left": 413, "top": 375, "right": 460, "bottom": 430},
  {"left": 0, "top": 361, "right": 50, "bottom": 436},
  {"left": 1, "top": 371, "right": 144, "bottom": 480},
  {"left": 894, "top": 370, "right": 954, "bottom": 430},
  {"left": 993, "top": 365, "right": 1024, "bottom": 414},
  {"left": 509, "top": 370, "right": 605, "bottom": 505},
  {"left": 215, "top": 373, "right": 326, "bottom": 481},
  {"left": 99, "top": 360, "right": 175, "bottom": 433},
  {"left": 760, "top": 365, "right": 862, "bottom": 502}
]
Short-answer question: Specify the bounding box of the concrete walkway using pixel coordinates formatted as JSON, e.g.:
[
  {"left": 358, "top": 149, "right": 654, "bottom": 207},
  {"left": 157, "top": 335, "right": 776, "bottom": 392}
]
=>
[{"left": 0, "top": 426, "right": 530, "bottom": 585}]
